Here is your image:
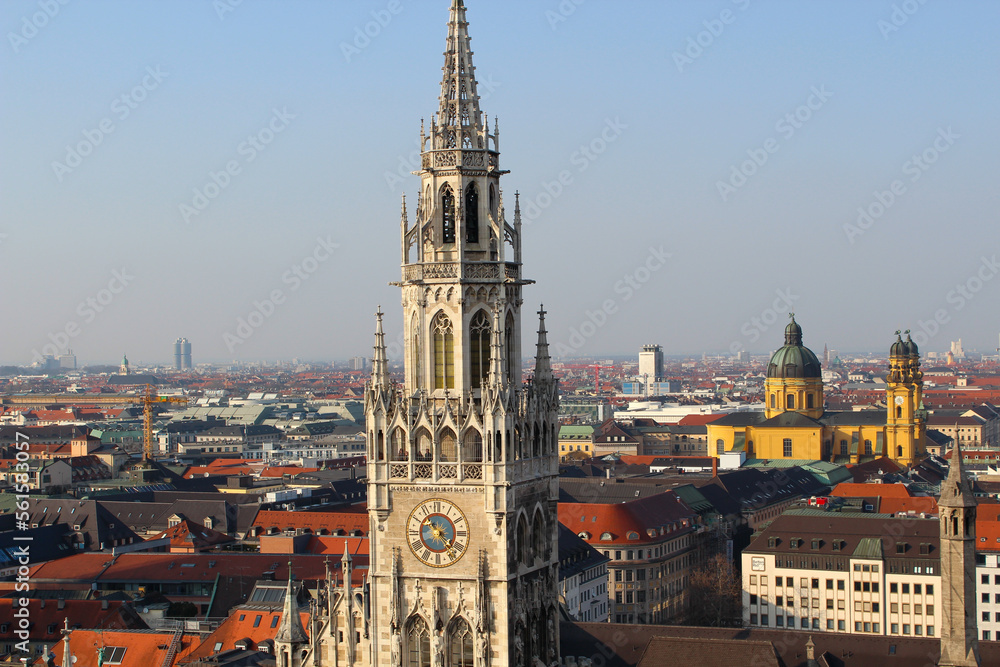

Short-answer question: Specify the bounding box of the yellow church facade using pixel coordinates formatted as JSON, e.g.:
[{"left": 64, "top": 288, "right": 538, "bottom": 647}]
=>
[{"left": 707, "top": 318, "right": 926, "bottom": 466}]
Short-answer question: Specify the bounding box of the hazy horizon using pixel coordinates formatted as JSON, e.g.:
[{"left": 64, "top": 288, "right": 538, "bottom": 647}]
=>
[{"left": 3, "top": 1, "right": 999, "bottom": 366}]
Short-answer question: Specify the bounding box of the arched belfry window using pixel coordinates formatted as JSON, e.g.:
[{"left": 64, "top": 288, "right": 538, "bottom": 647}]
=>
[
  {"left": 786, "top": 394, "right": 795, "bottom": 410},
  {"left": 470, "top": 311, "right": 491, "bottom": 388},
  {"left": 465, "top": 184, "right": 479, "bottom": 244},
  {"left": 489, "top": 184, "right": 497, "bottom": 218},
  {"left": 449, "top": 618, "right": 474, "bottom": 667},
  {"left": 442, "top": 185, "right": 456, "bottom": 244},
  {"left": 406, "top": 617, "right": 431, "bottom": 667},
  {"left": 433, "top": 313, "right": 455, "bottom": 390}
]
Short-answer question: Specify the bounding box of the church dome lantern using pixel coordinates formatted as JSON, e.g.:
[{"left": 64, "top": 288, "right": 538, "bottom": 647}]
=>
[{"left": 766, "top": 316, "right": 821, "bottom": 379}]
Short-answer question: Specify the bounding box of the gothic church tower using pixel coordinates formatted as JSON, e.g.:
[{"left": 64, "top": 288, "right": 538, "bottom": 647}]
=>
[
  {"left": 938, "top": 440, "right": 980, "bottom": 667},
  {"left": 365, "top": 2, "right": 561, "bottom": 666}
]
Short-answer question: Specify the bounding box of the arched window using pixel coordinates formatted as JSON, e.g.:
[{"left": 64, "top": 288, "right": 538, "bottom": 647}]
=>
[
  {"left": 442, "top": 186, "right": 456, "bottom": 243},
  {"left": 449, "top": 619, "right": 474, "bottom": 667},
  {"left": 864, "top": 439, "right": 872, "bottom": 456},
  {"left": 489, "top": 184, "right": 497, "bottom": 217},
  {"left": 716, "top": 439, "right": 725, "bottom": 456},
  {"left": 439, "top": 429, "right": 457, "bottom": 462},
  {"left": 532, "top": 512, "right": 546, "bottom": 561},
  {"left": 377, "top": 430, "right": 385, "bottom": 461},
  {"left": 391, "top": 428, "right": 407, "bottom": 461},
  {"left": 770, "top": 394, "right": 776, "bottom": 409},
  {"left": 407, "top": 617, "right": 431, "bottom": 667},
  {"left": 786, "top": 394, "right": 795, "bottom": 410},
  {"left": 416, "top": 429, "right": 432, "bottom": 462},
  {"left": 896, "top": 406, "right": 902, "bottom": 419},
  {"left": 433, "top": 313, "right": 455, "bottom": 389},
  {"left": 504, "top": 312, "right": 515, "bottom": 383},
  {"left": 463, "top": 430, "right": 483, "bottom": 463},
  {"left": 410, "top": 312, "right": 421, "bottom": 388},
  {"left": 469, "top": 310, "right": 491, "bottom": 389},
  {"left": 897, "top": 445, "right": 903, "bottom": 458},
  {"left": 807, "top": 394, "right": 814, "bottom": 409},
  {"left": 465, "top": 184, "right": 479, "bottom": 244}
]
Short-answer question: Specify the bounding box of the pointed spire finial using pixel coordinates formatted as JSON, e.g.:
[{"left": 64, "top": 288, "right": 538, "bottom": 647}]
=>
[
  {"left": 534, "top": 305, "right": 553, "bottom": 384},
  {"left": 275, "top": 558, "right": 308, "bottom": 645},
  {"left": 371, "top": 307, "right": 390, "bottom": 390}
]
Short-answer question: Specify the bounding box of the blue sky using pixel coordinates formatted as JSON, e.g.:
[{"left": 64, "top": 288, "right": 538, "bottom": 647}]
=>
[{"left": 2, "top": 0, "right": 998, "bottom": 365}]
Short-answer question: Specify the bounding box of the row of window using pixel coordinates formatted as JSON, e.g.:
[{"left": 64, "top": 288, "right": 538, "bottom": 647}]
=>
[{"left": 750, "top": 614, "right": 936, "bottom": 637}]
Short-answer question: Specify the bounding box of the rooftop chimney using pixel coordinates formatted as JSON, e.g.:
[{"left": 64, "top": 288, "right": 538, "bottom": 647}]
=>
[{"left": 712, "top": 457, "right": 718, "bottom": 478}]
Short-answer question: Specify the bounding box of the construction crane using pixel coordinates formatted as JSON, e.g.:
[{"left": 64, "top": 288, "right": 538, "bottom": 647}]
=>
[{"left": 0, "top": 384, "right": 188, "bottom": 462}]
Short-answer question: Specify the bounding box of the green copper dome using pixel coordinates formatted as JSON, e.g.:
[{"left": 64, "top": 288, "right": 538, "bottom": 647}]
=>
[
  {"left": 890, "top": 332, "right": 907, "bottom": 357},
  {"left": 767, "top": 316, "right": 821, "bottom": 379}
]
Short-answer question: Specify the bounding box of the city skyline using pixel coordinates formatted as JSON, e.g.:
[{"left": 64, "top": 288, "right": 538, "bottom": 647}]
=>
[{"left": 3, "top": 0, "right": 999, "bottom": 365}]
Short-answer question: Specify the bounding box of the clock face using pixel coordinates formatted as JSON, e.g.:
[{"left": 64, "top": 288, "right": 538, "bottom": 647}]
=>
[
  {"left": 895, "top": 396, "right": 905, "bottom": 405},
  {"left": 406, "top": 499, "right": 469, "bottom": 568}
]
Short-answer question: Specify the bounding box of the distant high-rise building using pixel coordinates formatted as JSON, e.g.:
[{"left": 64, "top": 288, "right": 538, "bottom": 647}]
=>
[
  {"left": 174, "top": 338, "right": 192, "bottom": 369},
  {"left": 951, "top": 339, "right": 965, "bottom": 360},
  {"left": 58, "top": 351, "right": 77, "bottom": 369},
  {"left": 349, "top": 356, "right": 368, "bottom": 371},
  {"left": 639, "top": 344, "right": 663, "bottom": 383}
]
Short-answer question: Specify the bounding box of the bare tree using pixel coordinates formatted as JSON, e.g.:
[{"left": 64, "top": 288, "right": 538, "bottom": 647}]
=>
[{"left": 684, "top": 554, "right": 742, "bottom": 627}]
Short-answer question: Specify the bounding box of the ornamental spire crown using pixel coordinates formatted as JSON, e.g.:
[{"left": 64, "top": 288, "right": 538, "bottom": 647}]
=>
[{"left": 434, "top": 0, "right": 484, "bottom": 145}]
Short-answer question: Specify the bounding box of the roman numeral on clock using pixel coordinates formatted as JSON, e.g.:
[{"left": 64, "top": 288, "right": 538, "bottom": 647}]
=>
[{"left": 411, "top": 540, "right": 423, "bottom": 552}]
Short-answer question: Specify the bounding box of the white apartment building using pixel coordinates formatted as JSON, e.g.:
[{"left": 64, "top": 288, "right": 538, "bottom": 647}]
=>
[{"left": 743, "top": 510, "right": 942, "bottom": 638}]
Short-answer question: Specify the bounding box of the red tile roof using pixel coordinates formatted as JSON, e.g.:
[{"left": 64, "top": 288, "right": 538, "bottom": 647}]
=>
[
  {"left": 27, "top": 553, "right": 331, "bottom": 586},
  {"left": 49, "top": 629, "right": 198, "bottom": 667},
  {"left": 677, "top": 414, "right": 724, "bottom": 426},
  {"left": 151, "top": 519, "right": 236, "bottom": 552},
  {"left": 830, "top": 482, "right": 913, "bottom": 499},
  {"left": 259, "top": 466, "right": 320, "bottom": 478},
  {"left": 558, "top": 492, "right": 697, "bottom": 546},
  {"left": 182, "top": 608, "right": 310, "bottom": 661},
  {"left": 252, "top": 510, "right": 369, "bottom": 536},
  {"left": 0, "top": 600, "right": 144, "bottom": 645}
]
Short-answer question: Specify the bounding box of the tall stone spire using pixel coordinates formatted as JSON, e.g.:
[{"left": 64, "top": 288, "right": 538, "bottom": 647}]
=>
[
  {"left": 938, "top": 438, "right": 980, "bottom": 667},
  {"left": 533, "top": 305, "right": 552, "bottom": 384},
  {"left": 436, "top": 0, "right": 484, "bottom": 143},
  {"left": 60, "top": 618, "right": 72, "bottom": 667},
  {"left": 371, "top": 307, "right": 390, "bottom": 390},
  {"left": 276, "top": 562, "right": 308, "bottom": 646},
  {"left": 487, "top": 305, "right": 507, "bottom": 390}
]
